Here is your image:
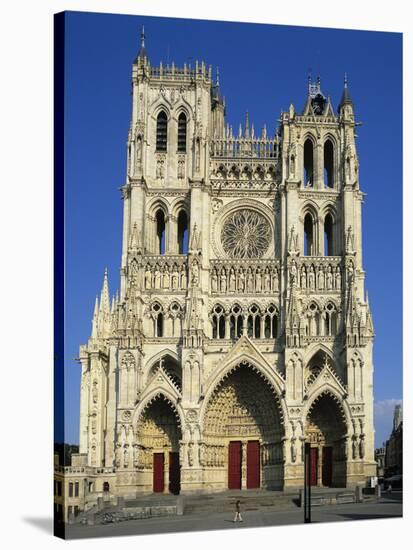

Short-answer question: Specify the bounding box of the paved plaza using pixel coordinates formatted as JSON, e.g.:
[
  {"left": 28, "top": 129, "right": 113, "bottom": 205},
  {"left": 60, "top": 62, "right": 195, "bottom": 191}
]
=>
[{"left": 65, "top": 492, "right": 402, "bottom": 539}]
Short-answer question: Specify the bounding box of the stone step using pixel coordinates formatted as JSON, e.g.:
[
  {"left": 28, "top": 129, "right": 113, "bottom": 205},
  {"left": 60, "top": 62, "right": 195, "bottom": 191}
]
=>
[{"left": 183, "top": 492, "right": 299, "bottom": 515}]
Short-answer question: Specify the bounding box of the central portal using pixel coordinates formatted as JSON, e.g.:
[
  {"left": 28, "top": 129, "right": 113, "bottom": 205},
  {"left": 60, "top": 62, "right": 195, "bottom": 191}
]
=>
[{"left": 203, "top": 363, "right": 284, "bottom": 490}]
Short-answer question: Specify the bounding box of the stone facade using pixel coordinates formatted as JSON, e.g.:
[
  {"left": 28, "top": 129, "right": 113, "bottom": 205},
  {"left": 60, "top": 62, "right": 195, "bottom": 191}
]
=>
[{"left": 73, "top": 31, "right": 376, "bottom": 500}]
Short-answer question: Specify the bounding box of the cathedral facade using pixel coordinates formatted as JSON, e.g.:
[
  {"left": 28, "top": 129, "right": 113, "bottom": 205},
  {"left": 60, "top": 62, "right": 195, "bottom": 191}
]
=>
[{"left": 76, "top": 31, "right": 376, "bottom": 498}]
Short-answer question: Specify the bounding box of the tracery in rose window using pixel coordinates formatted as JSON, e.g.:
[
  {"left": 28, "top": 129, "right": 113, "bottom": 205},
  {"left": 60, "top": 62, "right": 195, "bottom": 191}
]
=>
[{"left": 221, "top": 209, "right": 271, "bottom": 259}]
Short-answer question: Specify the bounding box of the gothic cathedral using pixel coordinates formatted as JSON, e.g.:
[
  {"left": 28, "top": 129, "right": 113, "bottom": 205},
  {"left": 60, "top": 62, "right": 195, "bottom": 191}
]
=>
[{"left": 76, "top": 31, "right": 376, "bottom": 496}]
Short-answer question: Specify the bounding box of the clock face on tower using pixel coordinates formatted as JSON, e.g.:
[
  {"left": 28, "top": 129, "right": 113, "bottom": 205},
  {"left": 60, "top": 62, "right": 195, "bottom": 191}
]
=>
[{"left": 220, "top": 209, "right": 271, "bottom": 259}]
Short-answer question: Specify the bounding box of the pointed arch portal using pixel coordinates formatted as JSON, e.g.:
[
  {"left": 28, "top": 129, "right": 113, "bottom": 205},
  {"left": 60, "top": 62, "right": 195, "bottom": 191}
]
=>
[
  {"left": 202, "top": 362, "right": 285, "bottom": 490},
  {"left": 136, "top": 395, "right": 182, "bottom": 494},
  {"left": 305, "top": 392, "right": 347, "bottom": 487}
]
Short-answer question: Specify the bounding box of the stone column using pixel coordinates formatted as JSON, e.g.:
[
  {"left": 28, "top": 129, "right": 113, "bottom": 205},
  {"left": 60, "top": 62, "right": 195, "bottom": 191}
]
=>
[
  {"left": 168, "top": 215, "right": 178, "bottom": 254},
  {"left": 120, "top": 186, "right": 131, "bottom": 299},
  {"left": 78, "top": 354, "right": 89, "bottom": 454},
  {"left": 241, "top": 441, "right": 247, "bottom": 489},
  {"left": 163, "top": 452, "right": 169, "bottom": 494},
  {"left": 315, "top": 142, "right": 324, "bottom": 189}
]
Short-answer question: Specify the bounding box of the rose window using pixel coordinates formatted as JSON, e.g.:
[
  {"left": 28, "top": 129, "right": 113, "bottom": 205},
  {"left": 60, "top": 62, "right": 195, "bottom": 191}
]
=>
[{"left": 221, "top": 209, "right": 271, "bottom": 259}]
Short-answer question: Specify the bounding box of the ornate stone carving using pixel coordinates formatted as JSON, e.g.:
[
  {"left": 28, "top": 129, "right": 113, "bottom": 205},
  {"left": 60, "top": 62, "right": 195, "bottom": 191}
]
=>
[{"left": 221, "top": 209, "right": 271, "bottom": 259}]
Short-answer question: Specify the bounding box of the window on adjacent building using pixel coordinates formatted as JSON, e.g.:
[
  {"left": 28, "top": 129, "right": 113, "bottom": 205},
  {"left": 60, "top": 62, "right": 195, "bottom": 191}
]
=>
[
  {"left": 74, "top": 481, "right": 79, "bottom": 497},
  {"left": 68, "top": 482, "right": 73, "bottom": 498}
]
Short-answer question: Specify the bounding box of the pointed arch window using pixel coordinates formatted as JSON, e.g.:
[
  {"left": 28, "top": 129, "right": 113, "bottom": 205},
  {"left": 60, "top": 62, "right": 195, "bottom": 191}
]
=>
[
  {"left": 177, "top": 210, "right": 189, "bottom": 254},
  {"left": 156, "top": 111, "right": 168, "bottom": 152},
  {"left": 324, "top": 140, "right": 334, "bottom": 188},
  {"left": 304, "top": 213, "right": 315, "bottom": 256},
  {"left": 247, "top": 304, "right": 260, "bottom": 339},
  {"left": 229, "top": 304, "right": 243, "bottom": 339},
  {"left": 325, "top": 303, "right": 338, "bottom": 336},
  {"left": 264, "top": 305, "right": 278, "bottom": 339},
  {"left": 211, "top": 305, "right": 225, "bottom": 339},
  {"left": 304, "top": 139, "right": 314, "bottom": 187},
  {"left": 155, "top": 209, "right": 166, "bottom": 255},
  {"left": 152, "top": 303, "right": 164, "bottom": 337},
  {"left": 177, "top": 112, "right": 187, "bottom": 153},
  {"left": 324, "top": 213, "right": 334, "bottom": 256}
]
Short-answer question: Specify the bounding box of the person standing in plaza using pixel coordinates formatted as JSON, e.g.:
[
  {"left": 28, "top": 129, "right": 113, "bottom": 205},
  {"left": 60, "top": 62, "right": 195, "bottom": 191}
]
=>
[{"left": 233, "top": 499, "right": 243, "bottom": 522}]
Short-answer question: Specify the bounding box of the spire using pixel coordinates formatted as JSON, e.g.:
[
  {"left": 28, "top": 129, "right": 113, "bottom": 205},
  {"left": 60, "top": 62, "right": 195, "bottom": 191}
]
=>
[
  {"left": 365, "top": 291, "right": 374, "bottom": 335},
  {"left": 244, "top": 111, "right": 250, "bottom": 138},
  {"left": 212, "top": 67, "right": 223, "bottom": 104},
  {"left": 93, "top": 295, "right": 99, "bottom": 317},
  {"left": 136, "top": 25, "right": 148, "bottom": 63},
  {"left": 100, "top": 268, "right": 110, "bottom": 314},
  {"left": 129, "top": 222, "right": 140, "bottom": 250},
  {"left": 339, "top": 72, "right": 353, "bottom": 110},
  {"left": 91, "top": 296, "right": 99, "bottom": 338},
  {"left": 262, "top": 124, "right": 267, "bottom": 139}
]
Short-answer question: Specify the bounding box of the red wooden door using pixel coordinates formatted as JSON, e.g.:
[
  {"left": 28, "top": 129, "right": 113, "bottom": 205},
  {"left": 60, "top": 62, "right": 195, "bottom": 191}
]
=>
[
  {"left": 169, "top": 452, "right": 180, "bottom": 495},
  {"left": 309, "top": 447, "right": 318, "bottom": 486},
  {"left": 247, "top": 441, "right": 260, "bottom": 489},
  {"left": 322, "top": 446, "right": 333, "bottom": 486},
  {"left": 153, "top": 453, "right": 164, "bottom": 493},
  {"left": 228, "top": 441, "right": 242, "bottom": 489}
]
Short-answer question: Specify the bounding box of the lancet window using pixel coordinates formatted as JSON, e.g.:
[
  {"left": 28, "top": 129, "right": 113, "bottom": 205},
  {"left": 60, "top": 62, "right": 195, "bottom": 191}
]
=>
[
  {"left": 151, "top": 302, "right": 164, "bottom": 337},
  {"left": 324, "top": 213, "right": 334, "bottom": 256},
  {"left": 177, "top": 210, "right": 189, "bottom": 254},
  {"left": 155, "top": 209, "right": 166, "bottom": 255},
  {"left": 210, "top": 303, "right": 279, "bottom": 341},
  {"left": 247, "top": 304, "right": 261, "bottom": 339},
  {"left": 177, "top": 112, "right": 187, "bottom": 153},
  {"left": 324, "top": 302, "right": 338, "bottom": 336},
  {"left": 264, "top": 304, "right": 278, "bottom": 338},
  {"left": 156, "top": 111, "right": 168, "bottom": 152},
  {"left": 303, "top": 138, "right": 314, "bottom": 187},
  {"left": 324, "top": 139, "right": 334, "bottom": 188},
  {"left": 229, "top": 304, "right": 243, "bottom": 339},
  {"left": 211, "top": 304, "right": 226, "bottom": 339},
  {"left": 304, "top": 213, "right": 315, "bottom": 256}
]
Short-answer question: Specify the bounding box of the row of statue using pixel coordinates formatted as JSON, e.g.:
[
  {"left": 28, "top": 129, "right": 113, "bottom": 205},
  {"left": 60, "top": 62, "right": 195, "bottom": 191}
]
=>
[
  {"left": 211, "top": 265, "right": 279, "bottom": 294},
  {"left": 198, "top": 443, "right": 225, "bottom": 468},
  {"left": 141, "top": 260, "right": 346, "bottom": 294},
  {"left": 110, "top": 436, "right": 361, "bottom": 470},
  {"left": 144, "top": 263, "right": 188, "bottom": 290},
  {"left": 290, "top": 262, "right": 342, "bottom": 291}
]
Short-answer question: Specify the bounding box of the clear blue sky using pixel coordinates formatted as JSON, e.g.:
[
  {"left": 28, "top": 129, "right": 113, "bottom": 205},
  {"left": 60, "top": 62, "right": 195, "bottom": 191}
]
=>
[{"left": 60, "top": 11, "right": 402, "bottom": 449}]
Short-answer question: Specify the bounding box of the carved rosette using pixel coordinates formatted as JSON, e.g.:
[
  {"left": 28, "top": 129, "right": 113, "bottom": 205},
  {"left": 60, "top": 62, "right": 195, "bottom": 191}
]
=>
[{"left": 221, "top": 209, "right": 271, "bottom": 259}]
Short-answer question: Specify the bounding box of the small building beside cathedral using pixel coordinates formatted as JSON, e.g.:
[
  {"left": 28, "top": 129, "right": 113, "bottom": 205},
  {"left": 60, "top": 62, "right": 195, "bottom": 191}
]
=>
[{"left": 64, "top": 30, "right": 376, "bottom": 509}]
